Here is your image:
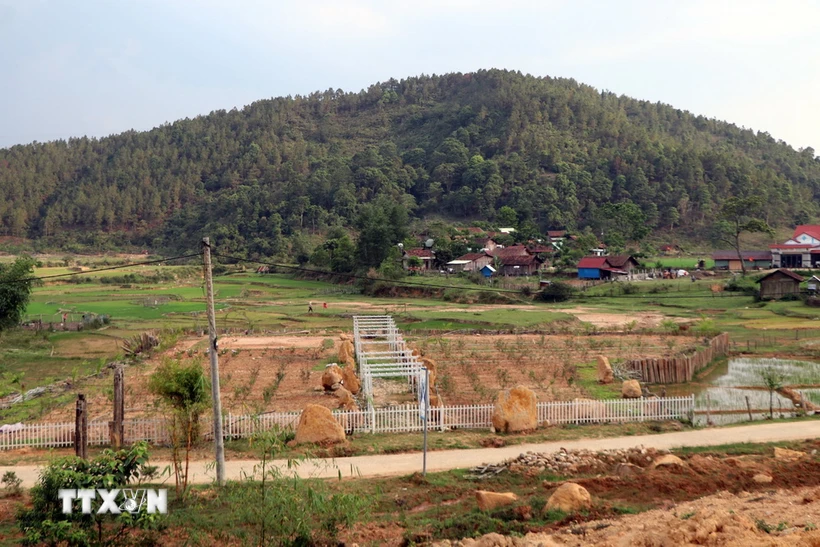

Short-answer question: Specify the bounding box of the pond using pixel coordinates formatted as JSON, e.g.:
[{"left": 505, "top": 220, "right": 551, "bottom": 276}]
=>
[{"left": 693, "top": 357, "right": 820, "bottom": 426}]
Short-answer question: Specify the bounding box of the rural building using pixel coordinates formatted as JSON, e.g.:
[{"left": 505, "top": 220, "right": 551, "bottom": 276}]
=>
[
  {"left": 757, "top": 269, "right": 804, "bottom": 300},
  {"left": 547, "top": 230, "right": 567, "bottom": 242},
  {"left": 712, "top": 250, "right": 772, "bottom": 271},
  {"left": 589, "top": 243, "right": 608, "bottom": 257},
  {"left": 490, "top": 244, "right": 531, "bottom": 259},
  {"left": 808, "top": 275, "right": 820, "bottom": 294},
  {"left": 447, "top": 251, "right": 493, "bottom": 272},
  {"left": 469, "top": 237, "right": 498, "bottom": 252},
  {"left": 527, "top": 243, "right": 553, "bottom": 255},
  {"left": 402, "top": 249, "right": 435, "bottom": 271},
  {"left": 770, "top": 225, "right": 820, "bottom": 268},
  {"left": 480, "top": 265, "right": 496, "bottom": 278},
  {"left": 577, "top": 256, "right": 629, "bottom": 280},
  {"left": 497, "top": 254, "right": 543, "bottom": 276},
  {"left": 604, "top": 255, "right": 641, "bottom": 272}
]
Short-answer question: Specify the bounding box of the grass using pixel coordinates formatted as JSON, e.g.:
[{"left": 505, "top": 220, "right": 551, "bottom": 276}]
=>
[
  {"left": 575, "top": 360, "right": 622, "bottom": 399},
  {"left": 648, "top": 257, "right": 715, "bottom": 269}
]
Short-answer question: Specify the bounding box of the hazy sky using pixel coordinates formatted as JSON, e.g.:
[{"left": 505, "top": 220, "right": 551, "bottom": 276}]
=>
[{"left": 2, "top": 0, "right": 819, "bottom": 150}]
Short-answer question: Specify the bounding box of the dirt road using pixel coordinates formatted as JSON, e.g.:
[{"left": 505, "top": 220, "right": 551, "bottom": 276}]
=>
[{"left": 4, "top": 420, "right": 818, "bottom": 488}]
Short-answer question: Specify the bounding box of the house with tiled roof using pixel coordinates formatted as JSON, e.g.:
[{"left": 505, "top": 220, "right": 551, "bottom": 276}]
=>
[
  {"left": 402, "top": 248, "right": 435, "bottom": 271},
  {"left": 497, "top": 254, "right": 543, "bottom": 276},
  {"left": 489, "top": 244, "right": 531, "bottom": 259},
  {"left": 770, "top": 225, "right": 820, "bottom": 268},
  {"left": 577, "top": 255, "right": 635, "bottom": 280}
]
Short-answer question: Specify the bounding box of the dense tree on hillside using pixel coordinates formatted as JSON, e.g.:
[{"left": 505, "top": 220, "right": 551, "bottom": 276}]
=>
[{"left": 0, "top": 70, "right": 818, "bottom": 256}]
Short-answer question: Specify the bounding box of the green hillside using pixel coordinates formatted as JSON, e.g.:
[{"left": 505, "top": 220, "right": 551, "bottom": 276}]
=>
[{"left": 1, "top": 69, "right": 817, "bottom": 255}]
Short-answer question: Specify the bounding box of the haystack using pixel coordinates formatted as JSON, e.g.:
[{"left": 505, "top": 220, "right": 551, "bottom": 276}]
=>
[
  {"left": 321, "top": 364, "right": 344, "bottom": 391},
  {"left": 294, "top": 404, "right": 345, "bottom": 445},
  {"left": 491, "top": 386, "right": 537, "bottom": 433}
]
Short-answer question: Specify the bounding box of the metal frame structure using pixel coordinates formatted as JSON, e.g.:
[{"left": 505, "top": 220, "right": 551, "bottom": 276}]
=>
[{"left": 353, "top": 315, "right": 424, "bottom": 402}]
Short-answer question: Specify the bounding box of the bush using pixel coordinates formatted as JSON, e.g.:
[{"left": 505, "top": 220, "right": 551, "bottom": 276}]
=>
[
  {"left": 1, "top": 471, "right": 22, "bottom": 497},
  {"left": 536, "top": 281, "right": 577, "bottom": 302},
  {"left": 17, "top": 443, "right": 162, "bottom": 546},
  {"left": 621, "top": 283, "right": 640, "bottom": 295},
  {"left": 149, "top": 359, "right": 210, "bottom": 498},
  {"left": 724, "top": 276, "right": 759, "bottom": 296}
]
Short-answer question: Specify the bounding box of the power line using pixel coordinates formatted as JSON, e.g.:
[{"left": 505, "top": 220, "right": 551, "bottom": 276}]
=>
[{"left": 0, "top": 253, "right": 200, "bottom": 286}]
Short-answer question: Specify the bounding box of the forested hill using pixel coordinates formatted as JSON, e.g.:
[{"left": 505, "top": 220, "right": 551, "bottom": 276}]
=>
[{"left": 1, "top": 69, "right": 818, "bottom": 255}]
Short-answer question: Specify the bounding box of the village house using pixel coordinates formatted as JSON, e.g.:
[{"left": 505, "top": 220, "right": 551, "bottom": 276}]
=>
[
  {"left": 469, "top": 236, "right": 498, "bottom": 252},
  {"left": 770, "top": 225, "right": 820, "bottom": 269},
  {"left": 402, "top": 248, "right": 435, "bottom": 271},
  {"left": 490, "top": 244, "right": 531, "bottom": 259},
  {"left": 547, "top": 230, "right": 567, "bottom": 243},
  {"left": 604, "top": 255, "right": 641, "bottom": 272},
  {"left": 496, "top": 254, "right": 543, "bottom": 276},
  {"left": 577, "top": 255, "right": 637, "bottom": 280},
  {"left": 712, "top": 250, "right": 772, "bottom": 271},
  {"left": 757, "top": 269, "right": 804, "bottom": 300},
  {"left": 446, "top": 251, "right": 493, "bottom": 273}
]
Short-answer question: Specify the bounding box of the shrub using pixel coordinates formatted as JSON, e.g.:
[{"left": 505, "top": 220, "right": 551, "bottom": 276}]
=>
[
  {"left": 621, "top": 283, "right": 640, "bottom": 295},
  {"left": 536, "top": 281, "right": 577, "bottom": 302},
  {"left": 17, "top": 443, "right": 161, "bottom": 546},
  {"left": 149, "top": 358, "right": 210, "bottom": 498},
  {"left": 1, "top": 471, "right": 22, "bottom": 497},
  {"left": 724, "top": 276, "right": 759, "bottom": 296}
]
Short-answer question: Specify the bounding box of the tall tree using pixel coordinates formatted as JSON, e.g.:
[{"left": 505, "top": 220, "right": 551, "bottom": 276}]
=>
[
  {"left": 712, "top": 196, "right": 774, "bottom": 275},
  {"left": 0, "top": 256, "right": 37, "bottom": 331}
]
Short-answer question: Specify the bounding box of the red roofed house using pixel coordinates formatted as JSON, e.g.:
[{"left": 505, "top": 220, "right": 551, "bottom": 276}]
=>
[
  {"left": 770, "top": 225, "right": 820, "bottom": 269},
  {"left": 577, "top": 256, "right": 636, "bottom": 280},
  {"left": 403, "top": 249, "right": 435, "bottom": 271}
]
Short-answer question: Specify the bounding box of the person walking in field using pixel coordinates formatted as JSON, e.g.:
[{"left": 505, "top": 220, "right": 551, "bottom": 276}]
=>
[{"left": 308, "top": 301, "right": 314, "bottom": 314}]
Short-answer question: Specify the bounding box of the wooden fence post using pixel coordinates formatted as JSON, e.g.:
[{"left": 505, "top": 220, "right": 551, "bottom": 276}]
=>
[
  {"left": 110, "top": 365, "right": 124, "bottom": 448},
  {"left": 75, "top": 394, "right": 88, "bottom": 459}
]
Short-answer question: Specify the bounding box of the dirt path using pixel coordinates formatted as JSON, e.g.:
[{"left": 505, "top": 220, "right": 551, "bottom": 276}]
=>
[{"left": 3, "top": 420, "right": 819, "bottom": 488}]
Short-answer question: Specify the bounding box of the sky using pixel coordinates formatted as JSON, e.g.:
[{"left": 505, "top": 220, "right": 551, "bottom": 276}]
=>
[{"left": 1, "top": 0, "right": 819, "bottom": 151}]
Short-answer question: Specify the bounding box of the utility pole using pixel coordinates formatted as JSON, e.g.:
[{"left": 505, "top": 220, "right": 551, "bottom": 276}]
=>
[
  {"left": 74, "top": 394, "right": 87, "bottom": 459},
  {"left": 110, "top": 365, "right": 124, "bottom": 448},
  {"left": 202, "top": 237, "right": 226, "bottom": 486}
]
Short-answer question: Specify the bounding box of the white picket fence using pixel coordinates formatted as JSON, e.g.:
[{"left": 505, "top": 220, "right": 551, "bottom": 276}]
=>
[{"left": 0, "top": 396, "right": 695, "bottom": 451}]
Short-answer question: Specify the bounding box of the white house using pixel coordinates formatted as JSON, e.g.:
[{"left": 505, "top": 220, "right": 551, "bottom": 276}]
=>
[{"left": 770, "top": 225, "right": 820, "bottom": 269}]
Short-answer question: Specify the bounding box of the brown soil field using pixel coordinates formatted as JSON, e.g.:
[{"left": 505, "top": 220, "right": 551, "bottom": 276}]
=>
[
  {"left": 411, "top": 333, "right": 692, "bottom": 404},
  {"left": 40, "top": 332, "right": 695, "bottom": 421}
]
